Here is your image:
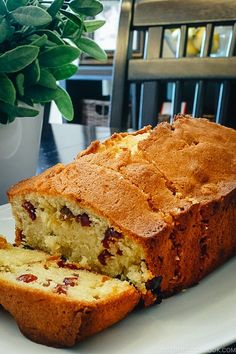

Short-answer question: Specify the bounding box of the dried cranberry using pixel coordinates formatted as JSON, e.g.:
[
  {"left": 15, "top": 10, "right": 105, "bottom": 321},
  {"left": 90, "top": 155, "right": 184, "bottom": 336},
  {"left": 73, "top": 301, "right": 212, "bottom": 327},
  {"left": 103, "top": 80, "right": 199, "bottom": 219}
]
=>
[
  {"left": 60, "top": 206, "right": 73, "bottom": 220},
  {"left": 63, "top": 277, "right": 78, "bottom": 287},
  {"left": 102, "top": 228, "right": 123, "bottom": 249},
  {"left": 57, "top": 260, "right": 65, "bottom": 268},
  {"left": 57, "top": 260, "right": 78, "bottom": 270},
  {"left": 53, "top": 284, "right": 67, "bottom": 295},
  {"left": 17, "top": 274, "right": 38, "bottom": 283},
  {"left": 98, "top": 249, "right": 112, "bottom": 265},
  {"left": 22, "top": 201, "right": 36, "bottom": 221},
  {"left": 66, "top": 263, "right": 78, "bottom": 270},
  {"left": 102, "top": 238, "right": 110, "bottom": 249},
  {"left": 117, "top": 249, "right": 123, "bottom": 256},
  {"left": 75, "top": 213, "right": 91, "bottom": 226}
]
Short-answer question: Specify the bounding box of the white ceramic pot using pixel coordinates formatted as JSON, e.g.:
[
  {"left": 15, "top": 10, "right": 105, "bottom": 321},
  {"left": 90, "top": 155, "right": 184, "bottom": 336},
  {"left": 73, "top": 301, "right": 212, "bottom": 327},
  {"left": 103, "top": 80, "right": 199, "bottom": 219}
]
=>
[{"left": 0, "top": 105, "right": 44, "bottom": 204}]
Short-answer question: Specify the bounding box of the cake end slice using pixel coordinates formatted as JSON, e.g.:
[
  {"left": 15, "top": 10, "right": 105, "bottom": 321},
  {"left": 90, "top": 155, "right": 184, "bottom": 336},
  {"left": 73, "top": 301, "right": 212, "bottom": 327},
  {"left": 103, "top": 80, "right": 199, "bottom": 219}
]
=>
[{"left": 0, "top": 237, "right": 140, "bottom": 347}]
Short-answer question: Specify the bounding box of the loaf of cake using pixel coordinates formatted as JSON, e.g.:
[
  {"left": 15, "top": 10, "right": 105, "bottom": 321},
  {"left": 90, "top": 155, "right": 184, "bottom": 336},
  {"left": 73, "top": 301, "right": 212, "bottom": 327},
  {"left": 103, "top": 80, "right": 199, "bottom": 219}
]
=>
[
  {"left": 8, "top": 116, "right": 236, "bottom": 305},
  {"left": 0, "top": 237, "right": 139, "bottom": 347}
]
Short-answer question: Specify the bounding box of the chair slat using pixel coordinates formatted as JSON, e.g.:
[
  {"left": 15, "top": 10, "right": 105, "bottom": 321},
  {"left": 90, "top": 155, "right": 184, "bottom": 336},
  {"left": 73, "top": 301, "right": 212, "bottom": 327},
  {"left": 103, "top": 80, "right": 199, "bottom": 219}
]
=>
[
  {"left": 215, "top": 23, "right": 236, "bottom": 124},
  {"left": 227, "top": 23, "right": 236, "bottom": 56},
  {"left": 134, "top": 0, "right": 236, "bottom": 27},
  {"left": 110, "top": 0, "right": 134, "bottom": 129},
  {"left": 192, "top": 24, "right": 214, "bottom": 117},
  {"left": 216, "top": 83, "right": 230, "bottom": 124},
  {"left": 128, "top": 57, "right": 236, "bottom": 81},
  {"left": 177, "top": 25, "right": 188, "bottom": 57},
  {"left": 171, "top": 25, "right": 188, "bottom": 120},
  {"left": 138, "top": 27, "right": 164, "bottom": 128},
  {"left": 146, "top": 26, "right": 164, "bottom": 58}
]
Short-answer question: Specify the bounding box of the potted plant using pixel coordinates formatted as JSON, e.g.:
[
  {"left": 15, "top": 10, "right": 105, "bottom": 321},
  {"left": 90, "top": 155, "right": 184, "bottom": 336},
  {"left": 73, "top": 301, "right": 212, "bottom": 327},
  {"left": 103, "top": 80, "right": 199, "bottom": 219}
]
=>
[{"left": 0, "top": 0, "right": 106, "bottom": 203}]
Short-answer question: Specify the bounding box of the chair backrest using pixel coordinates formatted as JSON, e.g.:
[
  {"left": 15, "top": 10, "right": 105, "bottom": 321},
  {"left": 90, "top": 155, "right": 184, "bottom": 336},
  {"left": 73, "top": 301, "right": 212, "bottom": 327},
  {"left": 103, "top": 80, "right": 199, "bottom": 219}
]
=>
[{"left": 110, "top": 0, "right": 236, "bottom": 129}]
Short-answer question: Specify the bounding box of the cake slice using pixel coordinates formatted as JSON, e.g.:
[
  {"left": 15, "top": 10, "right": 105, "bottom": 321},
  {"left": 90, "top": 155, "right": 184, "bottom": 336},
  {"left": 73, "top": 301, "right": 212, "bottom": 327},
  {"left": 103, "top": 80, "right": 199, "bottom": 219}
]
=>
[
  {"left": 8, "top": 116, "right": 236, "bottom": 305},
  {"left": 0, "top": 237, "right": 140, "bottom": 347}
]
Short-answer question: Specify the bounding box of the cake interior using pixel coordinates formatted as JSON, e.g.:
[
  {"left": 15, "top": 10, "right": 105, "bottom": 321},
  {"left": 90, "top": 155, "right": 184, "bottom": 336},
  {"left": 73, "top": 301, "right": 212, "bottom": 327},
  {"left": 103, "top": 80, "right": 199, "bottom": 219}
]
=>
[
  {"left": 0, "top": 246, "right": 134, "bottom": 302},
  {"left": 12, "top": 195, "right": 153, "bottom": 293}
]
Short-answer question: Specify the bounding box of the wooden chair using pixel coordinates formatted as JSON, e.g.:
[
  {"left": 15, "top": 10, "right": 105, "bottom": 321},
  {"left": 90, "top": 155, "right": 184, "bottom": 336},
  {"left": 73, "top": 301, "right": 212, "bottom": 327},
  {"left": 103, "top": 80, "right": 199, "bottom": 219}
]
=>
[{"left": 109, "top": 0, "right": 236, "bottom": 129}]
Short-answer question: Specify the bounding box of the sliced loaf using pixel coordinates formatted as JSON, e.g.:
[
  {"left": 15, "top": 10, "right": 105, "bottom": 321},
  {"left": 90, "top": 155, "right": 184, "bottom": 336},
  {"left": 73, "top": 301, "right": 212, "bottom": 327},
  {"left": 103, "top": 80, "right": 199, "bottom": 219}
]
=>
[
  {"left": 8, "top": 116, "right": 236, "bottom": 305},
  {"left": 0, "top": 237, "right": 140, "bottom": 347}
]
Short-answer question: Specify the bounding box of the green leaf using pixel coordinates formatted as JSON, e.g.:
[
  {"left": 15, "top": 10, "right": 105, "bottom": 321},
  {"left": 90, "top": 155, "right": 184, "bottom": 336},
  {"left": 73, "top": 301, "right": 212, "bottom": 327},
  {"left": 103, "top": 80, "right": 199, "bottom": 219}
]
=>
[
  {"left": 19, "top": 96, "right": 33, "bottom": 107},
  {"left": 39, "top": 45, "right": 80, "bottom": 67},
  {"left": 0, "top": 100, "right": 39, "bottom": 117},
  {"left": 16, "top": 73, "right": 24, "bottom": 96},
  {"left": 47, "top": 0, "right": 64, "bottom": 18},
  {"left": 70, "top": 0, "right": 103, "bottom": 16},
  {"left": 11, "top": 6, "right": 52, "bottom": 26},
  {"left": 36, "top": 29, "right": 64, "bottom": 45},
  {"left": 26, "top": 33, "right": 40, "bottom": 41},
  {"left": 29, "top": 34, "right": 48, "bottom": 47},
  {"left": 84, "top": 19, "right": 105, "bottom": 33},
  {"left": 0, "top": 18, "right": 11, "bottom": 44},
  {"left": 23, "top": 59, "right": 40, "bottom": 86},
  {"left": 45, "top": 39, "right": 57, "bottom": 47},
  {"left": 60, "top": 9, "right": 82, "bottom": 28},
  {"left": 5, "top": 24, "right": 14, "bottom": 40},
  {"left": 0, "top": 73, "right": 16, "bottom": 104},
  {"left": 6, "top": 0, "right": 29, "bottom": 11},
  {"left": 75, "top": 36, "right": 107, "bottom": 60},
  {"left": 0, "top": 45, "right": 39, "bottom": 73},
  {"left": 50, "top": 63, "right": 77, "bottom": 80},
  {"left": 0, "top": 0, "right": 7, "bottom": 15},
  {"left": 63, "top": 19, "right": 79, "bottom": 38},
  {"left": 38, "top": 68, "right": 57, "bottom": 89},
  {"left": 24, "top": 85, "right": 60, "bottom": 103},
  {"left": 54, "top": 86, "right": 74, "bottom": 121}
]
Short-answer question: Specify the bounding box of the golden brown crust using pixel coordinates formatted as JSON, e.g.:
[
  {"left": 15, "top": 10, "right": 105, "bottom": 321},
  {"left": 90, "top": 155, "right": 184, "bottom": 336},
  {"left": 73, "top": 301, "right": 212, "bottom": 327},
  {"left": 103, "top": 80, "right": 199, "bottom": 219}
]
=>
[
  {"left": 0, "top": 278, "right": 139, "bottom": 347},
  {"left": 8, "top": 116, "right": 236, "bottom": 301},
  {"left": 139, "top": 116, "right": 236, "bottom": 200},
  {"left": 78, "top": 125, "right": 152, "bottom": 158},
  {"left": 138, "top": 190, "right": 236, "bottom": 295}
]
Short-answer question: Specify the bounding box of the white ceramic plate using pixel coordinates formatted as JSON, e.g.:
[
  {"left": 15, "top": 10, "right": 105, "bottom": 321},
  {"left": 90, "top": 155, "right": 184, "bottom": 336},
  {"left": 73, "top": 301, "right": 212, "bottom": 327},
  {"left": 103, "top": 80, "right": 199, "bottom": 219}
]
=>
[{"left": 0, "top": 203, "right": 235, "bottom": 354}]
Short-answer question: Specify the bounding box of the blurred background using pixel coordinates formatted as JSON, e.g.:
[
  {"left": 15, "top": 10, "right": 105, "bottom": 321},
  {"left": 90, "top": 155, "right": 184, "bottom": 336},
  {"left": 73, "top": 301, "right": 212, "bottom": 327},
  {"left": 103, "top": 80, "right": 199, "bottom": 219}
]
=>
[{"left": 49, "top": 0, "right": 236, "bottom": 129}]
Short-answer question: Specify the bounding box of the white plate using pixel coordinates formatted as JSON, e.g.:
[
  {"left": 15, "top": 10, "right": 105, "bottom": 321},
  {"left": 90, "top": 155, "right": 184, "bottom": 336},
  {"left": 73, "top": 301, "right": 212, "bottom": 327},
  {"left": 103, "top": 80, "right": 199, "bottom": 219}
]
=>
[{"left": 0, "top": 203, "right": 235, "bottom": 354}]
